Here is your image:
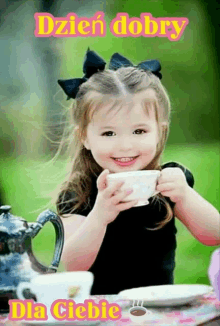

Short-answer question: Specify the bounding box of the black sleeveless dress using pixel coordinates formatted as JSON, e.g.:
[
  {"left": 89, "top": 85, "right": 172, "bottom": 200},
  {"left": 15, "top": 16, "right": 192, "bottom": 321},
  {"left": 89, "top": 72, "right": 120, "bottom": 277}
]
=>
[{"left": 57, "top": 162, "right": 194, "bottom": 295}]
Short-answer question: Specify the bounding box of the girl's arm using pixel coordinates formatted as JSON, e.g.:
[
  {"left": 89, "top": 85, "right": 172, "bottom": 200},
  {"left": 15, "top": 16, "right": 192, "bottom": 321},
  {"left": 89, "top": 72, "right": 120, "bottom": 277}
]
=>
[
  {"left": 174, "top": 187, "right": 220, "bottom": 246},
  {"left": 61, "top": 212, "right": 107, "bottom": 271},
  {"left": 61, "top": 169, "right": 137, "bottom": 271},
  {"left": 157, "top": 167, "right": 220, "bottom": 246}
]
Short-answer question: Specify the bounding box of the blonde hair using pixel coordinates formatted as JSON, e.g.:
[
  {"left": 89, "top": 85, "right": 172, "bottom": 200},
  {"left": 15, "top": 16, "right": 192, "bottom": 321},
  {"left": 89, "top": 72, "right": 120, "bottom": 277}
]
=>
[{"left": 56, "top": 67, "right": 173, "bottom": 229}]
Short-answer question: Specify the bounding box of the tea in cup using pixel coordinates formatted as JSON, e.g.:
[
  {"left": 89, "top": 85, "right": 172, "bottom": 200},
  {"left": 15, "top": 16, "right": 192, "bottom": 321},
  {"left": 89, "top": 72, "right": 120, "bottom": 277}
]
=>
[{"left": 106, "top": 170, "right": 160, "bottom": 207}]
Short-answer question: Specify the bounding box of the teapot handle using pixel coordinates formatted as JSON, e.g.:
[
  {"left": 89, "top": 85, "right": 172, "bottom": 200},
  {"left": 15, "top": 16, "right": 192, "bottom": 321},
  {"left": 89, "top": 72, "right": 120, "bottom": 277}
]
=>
[{"left": 26, "top": 209, "right": 64, "bottom": 274}]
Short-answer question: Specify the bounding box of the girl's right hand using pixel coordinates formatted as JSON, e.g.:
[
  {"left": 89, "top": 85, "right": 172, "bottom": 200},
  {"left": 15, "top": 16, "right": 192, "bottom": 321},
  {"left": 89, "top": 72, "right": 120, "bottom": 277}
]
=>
[{"left": 92, "top": 169, "right": 138, "bottom": 226}]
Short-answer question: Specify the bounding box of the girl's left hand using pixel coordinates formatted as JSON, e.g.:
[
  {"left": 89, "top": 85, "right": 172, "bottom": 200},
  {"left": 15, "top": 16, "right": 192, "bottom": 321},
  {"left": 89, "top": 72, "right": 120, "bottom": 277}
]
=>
[{"left": 156, "top": 167, "right": 189, "bottom": 203}]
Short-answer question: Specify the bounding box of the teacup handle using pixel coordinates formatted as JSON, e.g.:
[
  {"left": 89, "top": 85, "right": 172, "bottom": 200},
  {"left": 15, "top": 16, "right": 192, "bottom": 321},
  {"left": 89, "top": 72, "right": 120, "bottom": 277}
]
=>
[{"left": 16, "top": 282, "right": 35, "bottom": 300}]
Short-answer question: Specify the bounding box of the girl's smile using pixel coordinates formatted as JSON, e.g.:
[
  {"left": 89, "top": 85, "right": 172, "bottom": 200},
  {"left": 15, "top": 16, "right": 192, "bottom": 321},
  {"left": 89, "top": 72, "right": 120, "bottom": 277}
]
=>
[
  {"left": 83, "top": 96, "right": 159, "bottom": 173},
  {"left": 112, "top": 156, "right": 139, "bottom": 166}
]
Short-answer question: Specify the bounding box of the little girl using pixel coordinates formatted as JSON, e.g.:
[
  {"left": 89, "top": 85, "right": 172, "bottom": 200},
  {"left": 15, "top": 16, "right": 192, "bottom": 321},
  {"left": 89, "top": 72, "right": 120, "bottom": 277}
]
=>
[{"left": 56, "top": 49, "right": 220, "bottom": 295}]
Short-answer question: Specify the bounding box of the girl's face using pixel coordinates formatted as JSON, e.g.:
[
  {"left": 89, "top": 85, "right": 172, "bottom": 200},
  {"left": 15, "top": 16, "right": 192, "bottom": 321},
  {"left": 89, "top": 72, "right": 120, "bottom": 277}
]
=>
[{"left": 83, "top": 98, "right": 160, "bottom": 173}]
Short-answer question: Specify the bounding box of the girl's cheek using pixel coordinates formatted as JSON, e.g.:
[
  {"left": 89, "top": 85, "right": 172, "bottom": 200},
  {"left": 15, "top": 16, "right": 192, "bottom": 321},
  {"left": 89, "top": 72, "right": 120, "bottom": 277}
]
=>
[
  {"left": 98, "top": 146, "right": 114, "bottom": 156},
  {"left": 101, "top": 142, "right": 115, "bottom": 152},
  {"left": 141, "top": 142, "right": 157, "bottom": 151}
]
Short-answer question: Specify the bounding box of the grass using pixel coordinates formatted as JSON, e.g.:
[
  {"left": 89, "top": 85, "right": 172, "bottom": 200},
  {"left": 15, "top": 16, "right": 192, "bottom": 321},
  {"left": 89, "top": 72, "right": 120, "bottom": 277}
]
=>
[{"left": 0, "top": 142, "right": 219, "bottom": 283}]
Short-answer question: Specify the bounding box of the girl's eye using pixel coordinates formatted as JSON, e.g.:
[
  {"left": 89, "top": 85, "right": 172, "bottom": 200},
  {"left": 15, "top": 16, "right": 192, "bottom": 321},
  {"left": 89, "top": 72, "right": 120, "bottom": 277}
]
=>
[
  {"left": 101, "top": 131, "right": 116, "bottom": 136},
  {"left": 134, "top": 129, "right": 147, "bottom": 135}
]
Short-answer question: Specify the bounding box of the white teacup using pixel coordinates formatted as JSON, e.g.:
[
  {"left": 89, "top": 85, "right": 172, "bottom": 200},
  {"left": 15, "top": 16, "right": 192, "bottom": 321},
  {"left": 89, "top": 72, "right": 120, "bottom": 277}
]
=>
[
  {"left": 106, "top": 170, "right": 160, "bottom": 207},
  {"left": 16, "top": 271, "right": 94, "bottom": 306}
]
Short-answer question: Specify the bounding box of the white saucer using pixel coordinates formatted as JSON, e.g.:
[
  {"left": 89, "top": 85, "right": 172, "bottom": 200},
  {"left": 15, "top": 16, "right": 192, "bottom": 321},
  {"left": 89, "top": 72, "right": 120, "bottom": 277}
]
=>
[{"left": 119, "top": 284, "right": 213, "bottom": 306}]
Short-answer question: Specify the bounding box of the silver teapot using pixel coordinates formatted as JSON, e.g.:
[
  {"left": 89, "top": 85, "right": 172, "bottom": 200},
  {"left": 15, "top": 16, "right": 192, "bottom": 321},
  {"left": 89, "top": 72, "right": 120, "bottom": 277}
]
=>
[{"left": 0, "top": 205, "right": 64, "bottom": 312}]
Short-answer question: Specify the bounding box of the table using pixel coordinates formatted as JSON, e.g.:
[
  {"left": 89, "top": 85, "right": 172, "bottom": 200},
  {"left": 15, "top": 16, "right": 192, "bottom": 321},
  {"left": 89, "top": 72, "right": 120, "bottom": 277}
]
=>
[{"left": 1, "top": 291, "right": 220, "bottom": 326}]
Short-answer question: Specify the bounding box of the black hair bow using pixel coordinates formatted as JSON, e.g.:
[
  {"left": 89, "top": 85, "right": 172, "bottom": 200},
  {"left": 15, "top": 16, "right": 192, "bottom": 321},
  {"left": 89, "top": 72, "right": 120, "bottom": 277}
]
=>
[
  {"left": 58, "top": 48, "right": 106, "bottom": 100},
  {"left": 109, "top": 53, "right": 162, "bottom": 80}
]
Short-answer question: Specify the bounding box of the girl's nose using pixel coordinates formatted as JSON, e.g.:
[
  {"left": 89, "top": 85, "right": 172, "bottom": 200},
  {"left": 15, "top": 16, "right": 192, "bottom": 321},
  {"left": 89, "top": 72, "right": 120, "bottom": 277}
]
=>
[{"left": 118, "top": 136, "right": 133, "bottom": 151}]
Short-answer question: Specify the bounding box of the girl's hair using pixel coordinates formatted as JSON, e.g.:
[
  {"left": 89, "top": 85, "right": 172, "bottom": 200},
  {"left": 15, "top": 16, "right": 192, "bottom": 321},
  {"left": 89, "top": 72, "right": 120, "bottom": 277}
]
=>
[{"left": 56, "top": 67, "right": 173, "bottom": 229}]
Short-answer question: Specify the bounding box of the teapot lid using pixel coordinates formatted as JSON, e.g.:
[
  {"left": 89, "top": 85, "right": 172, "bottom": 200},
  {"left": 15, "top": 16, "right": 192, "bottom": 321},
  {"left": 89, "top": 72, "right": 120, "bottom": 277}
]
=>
[
  {"left": 0, "top": 205, "right": 12, "bottom": 216},
  {"left": 0, "top": 205, "right": 28, "bottom": 236}
]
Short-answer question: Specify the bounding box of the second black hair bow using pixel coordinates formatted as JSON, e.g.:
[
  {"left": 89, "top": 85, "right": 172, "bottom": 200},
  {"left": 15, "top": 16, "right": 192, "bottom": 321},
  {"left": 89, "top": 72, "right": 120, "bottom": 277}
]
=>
[
  {"left": 58, "top": 48, "right": 106, "bottom": 100},
  {"left": 109, "top": 53, "right": 162, "bottom": 80}
]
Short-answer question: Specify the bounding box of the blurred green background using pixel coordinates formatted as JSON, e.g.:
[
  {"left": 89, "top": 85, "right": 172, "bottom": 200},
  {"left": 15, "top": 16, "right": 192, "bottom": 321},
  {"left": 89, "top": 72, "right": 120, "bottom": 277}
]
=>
[{"left": 0, "top": 0, "right": 219, "bottom": 287}]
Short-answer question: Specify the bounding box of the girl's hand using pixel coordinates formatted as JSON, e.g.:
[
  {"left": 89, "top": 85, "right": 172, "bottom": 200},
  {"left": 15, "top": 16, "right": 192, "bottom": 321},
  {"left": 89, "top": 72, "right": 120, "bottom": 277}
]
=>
[
  {"left": 92, "top": 169, "right": 138, "bottom": 226},
  {"left": 156, "top": 167, "right": 189, "bottom": 203}
]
